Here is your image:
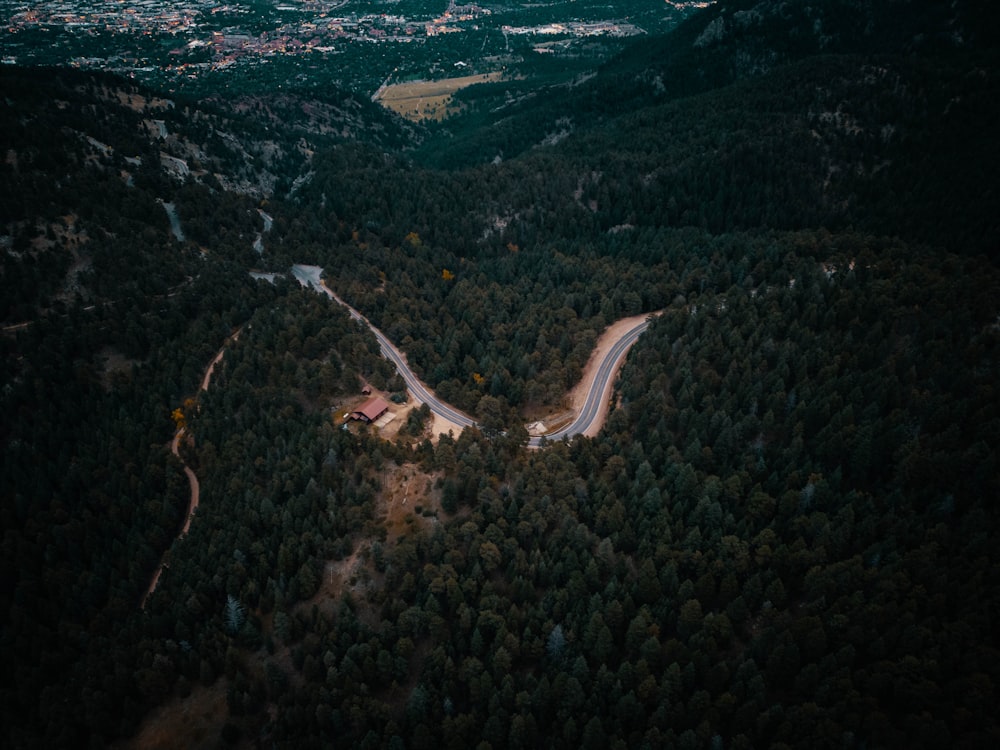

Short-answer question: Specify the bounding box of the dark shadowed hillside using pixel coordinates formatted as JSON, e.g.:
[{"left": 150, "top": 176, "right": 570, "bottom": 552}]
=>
[
  {"left": 422, "top": 0, "right": 1000, "bottom": 173},
  {"left": 2, "top": 2, "right": 999, "bottom": 748}
]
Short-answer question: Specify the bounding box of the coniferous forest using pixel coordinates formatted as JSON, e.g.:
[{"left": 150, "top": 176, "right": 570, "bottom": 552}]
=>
[{"left": 2, "top": 1, "right": 999, "bottom": 748}]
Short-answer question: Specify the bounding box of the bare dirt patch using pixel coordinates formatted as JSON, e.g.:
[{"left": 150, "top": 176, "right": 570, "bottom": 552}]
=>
[
  {"left": 428, "top": 411, "right": 467, "bottom": 442},
  {"left": 108, "top": 88, "right": 173, "bottom": 113},
  {"left": 377, "top": 462, "right": 445, "bottom": 543},
  {"left": 117, "top": 678, "right": 229, "bottom": 750},
  {"left": 375, "top": 72, "right": 505, "bottom": 122},
  {"left": 302, "top": 461, "right": 446, "bottom": 622},
  {"left": 54, "top": 214, "right": 90, "bottom": 272},
  {"left": 316, "top": 545, "right": 368, "bottom": 602}
]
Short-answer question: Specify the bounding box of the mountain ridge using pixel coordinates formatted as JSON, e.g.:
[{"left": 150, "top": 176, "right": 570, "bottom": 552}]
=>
[
  {"left": 1, "top": 3, "right": 998, "bottom": 747},
  {"left": 419, "top": 0, "right": 1000, "bottom": 167}
]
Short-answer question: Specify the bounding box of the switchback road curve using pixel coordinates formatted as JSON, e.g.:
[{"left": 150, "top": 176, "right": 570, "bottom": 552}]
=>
[
  {"left": 530, "top": 317, "right": 650, "bottom": 447},
  {"left": 292, "top": 265, "right": 652, "bottom": 446}
]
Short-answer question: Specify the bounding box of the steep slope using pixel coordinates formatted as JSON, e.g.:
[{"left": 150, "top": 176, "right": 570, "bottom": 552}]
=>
[
  {"left": 1, "top": 8, "right": 998, "bottom": 748},
  {"left": 0, "top": 66, "right": 419, "bottom": 321},
  {"left": 419, "top": 0, "right": 1000, "bottom": 167},
  {"left": 0, "top": 69, "right": 408, "bottom": 747},
  {"left": 304, "top": 52, "right": 1000, "bottom": 270}
]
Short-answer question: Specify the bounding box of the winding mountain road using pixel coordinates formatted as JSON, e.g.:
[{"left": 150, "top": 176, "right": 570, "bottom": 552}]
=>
[
  {"left": 530, "top": 317, "right": 650, "bottom": 447},
  {"left": 292, "top": 264, "right": 652, "bottom": 446},
  {"left": 292, "top": 265, "right": 478, "bottom": 428},
  {"left": 142, "top": 268, "right": 649, "bottom": 606}
]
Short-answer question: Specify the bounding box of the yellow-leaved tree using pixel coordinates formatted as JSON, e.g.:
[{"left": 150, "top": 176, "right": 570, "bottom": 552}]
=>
[{"left": 171, "top": 408, "right": 186, "bottom": 430}]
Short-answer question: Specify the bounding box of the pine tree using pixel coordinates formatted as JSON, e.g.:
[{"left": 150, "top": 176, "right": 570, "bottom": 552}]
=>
[{"left": 225, "top": 595, "right": 246, "bottom": 635}]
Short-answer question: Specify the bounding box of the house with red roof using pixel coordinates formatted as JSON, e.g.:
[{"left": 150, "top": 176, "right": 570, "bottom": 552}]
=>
[{"left": 350, "top": 396, "right": 390, "bottom": 423}]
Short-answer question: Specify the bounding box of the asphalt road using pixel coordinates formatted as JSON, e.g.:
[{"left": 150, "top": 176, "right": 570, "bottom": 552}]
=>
[
  {"left": 527, "top": 317, "right": 650, "bottom": 448},
  {"left": 293, "top": 264, "right": 650, "bottom": 445}
]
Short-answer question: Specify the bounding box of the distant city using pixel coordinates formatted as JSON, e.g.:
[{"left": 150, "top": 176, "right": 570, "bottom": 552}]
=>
[{"left": 1, "top": 1, "right": 711, "bottom": 92}]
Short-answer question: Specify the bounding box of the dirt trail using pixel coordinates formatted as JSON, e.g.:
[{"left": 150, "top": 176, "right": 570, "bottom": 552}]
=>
[
  {"left": 173, "top": 431, "right": 200, "bottom": 537},
  {"left": 200, "top": 329, "right": 240, "bottom": 391},
  {"left": 139, "top": 430, "right": 200, "bottom": 609},
  {"left": 140, "top": 330, "right": 239, "bottom": 609}
]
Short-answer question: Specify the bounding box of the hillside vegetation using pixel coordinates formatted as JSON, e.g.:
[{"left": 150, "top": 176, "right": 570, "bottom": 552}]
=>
[{"left": 2, "top": 1, "right": 999, "bottom": 748}]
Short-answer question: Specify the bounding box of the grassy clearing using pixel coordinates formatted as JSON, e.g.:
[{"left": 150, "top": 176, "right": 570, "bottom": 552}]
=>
[{"left": 374, "top": 72, "right": 505, "bottom": 121}]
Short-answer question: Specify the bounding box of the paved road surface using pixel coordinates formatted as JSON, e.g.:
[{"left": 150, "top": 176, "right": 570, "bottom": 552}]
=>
[
  {"left": 292, "top": 264, "right": 651, "bottom": 445},
  {"left": 527, "top": 317, "right": 650, "bottom": 447},
  {"left": 293, "top": 265, "right": 477, "bottom": 429},
  {"left": 142, "top": 269, "right": 649, "bottom": 608}
]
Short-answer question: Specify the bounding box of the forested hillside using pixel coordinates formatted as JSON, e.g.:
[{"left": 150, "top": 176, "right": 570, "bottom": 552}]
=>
[
  {"left": 425, "top": 0, "right": 1000, "bottom": 167},
  {"left": 2, "top": 1, "right": 999, "bottom": 748}
]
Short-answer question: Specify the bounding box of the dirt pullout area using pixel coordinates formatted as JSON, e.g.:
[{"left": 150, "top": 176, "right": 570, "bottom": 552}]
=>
[
  {"left": 428, "top": 411, "right": 467, "bottom": 441},
  {"left": 566, "top": 312, "right": 652, "bottom": 437}
]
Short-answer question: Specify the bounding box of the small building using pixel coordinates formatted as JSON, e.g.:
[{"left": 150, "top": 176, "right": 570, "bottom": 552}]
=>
[
  {"left": 361, "top": 385, "right": 372, "bottom": 395},
  {"left": 351, "top": 396, "right": 390, "bottom": 423}
]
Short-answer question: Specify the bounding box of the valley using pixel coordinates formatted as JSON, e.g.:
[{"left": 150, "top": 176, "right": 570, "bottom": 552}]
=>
[
  {"left": 2, "top": 2, "right": 1000, "bottom": 748},
  {"left": 1, "top": 0, "right": 701, "bottom": 96}
]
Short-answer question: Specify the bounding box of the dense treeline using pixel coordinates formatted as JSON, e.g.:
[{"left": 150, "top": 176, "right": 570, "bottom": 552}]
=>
[
  {"left": 428, "top": 0, "right": 1000, "bottom": 170},
  {"left": 167, "top": 231, "right": 994, "bottom": 749},
  {"left": 0, "top": 68, "right": 394, "bottom": 744},
  {"left": 2, "top": 2, "right": 999, "bottom": 747},
  {"left": 251, "top": 47, "right": 1000, "bottom": 423},
  {"left": 1, "top": 271, "right": 396, "bottom": 745},
  {"left": 1, "top": 275, "right": 266, "bottom": 744},
  {"left": 11, "top": 227, "right": 993, "bottom": 747},
  {"left": 305, "top": 223, "right": 672, "bottom": 413},
  {"left": 413, "top": 51, "right": 1000, "bottom": 256}
]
